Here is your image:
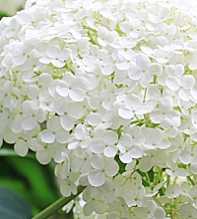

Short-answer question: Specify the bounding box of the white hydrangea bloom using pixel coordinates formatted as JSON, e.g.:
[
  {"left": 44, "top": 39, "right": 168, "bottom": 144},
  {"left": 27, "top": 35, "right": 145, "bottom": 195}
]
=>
[{"left": 2, "top": 0, "right": 197, "bottom": 218}]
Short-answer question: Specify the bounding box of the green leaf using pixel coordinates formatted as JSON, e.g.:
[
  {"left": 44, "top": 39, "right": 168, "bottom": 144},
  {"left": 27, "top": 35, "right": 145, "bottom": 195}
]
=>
[
  {"left": 8, "top": 158, "right": 58, "bottom": 205},
  {"left": 33, "top": 186, "right": 85, "bottom": 219},
  {"left": 115, "top": 155, "right": 126, "bottom": 174},
  {"left": 0, "top": 188, "right": 32, "bottom": 219},
  {"left": 0, "top": 11, "right": 9, "bottom": 19},
  {"left": 0, "top": 153, "right": 59, "bottom": 215}
]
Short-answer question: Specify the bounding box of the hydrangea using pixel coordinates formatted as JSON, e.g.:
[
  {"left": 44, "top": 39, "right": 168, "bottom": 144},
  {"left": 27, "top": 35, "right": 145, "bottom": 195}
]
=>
[{"left": 1, "top": 0, "right": 197, "bottom": 218}]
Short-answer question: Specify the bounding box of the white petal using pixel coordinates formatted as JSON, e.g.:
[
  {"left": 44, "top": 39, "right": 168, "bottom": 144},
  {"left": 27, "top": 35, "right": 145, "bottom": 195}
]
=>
[
  {"left": 60, "top": 115, "right": 75, "bottom": 131},
  {"left": 4, "top": 130, "right": 17, "bottom": 144},
  {"left": 89, "top": 141, "right": 105, "bottom": 154},
  {"left": 104, "top": 159, "right": 119, "bottom": 176},
  {"left": 135, "top": 54, "right": 150, "bottom": 69},
  {"left": 94, "top": 200, "right": 108, "bottom": 214},
  {"left": 60, "top": 182, "right": 71, "bottom": 197},
  {"left": 22, "top": 117, "right": 37, "bottom": 131},
  {"left": 54, "top": 151, "right": 67, "bottom": 163},
  {"left": 69, "top": 88, "right": 85, "bottom": 102},
  {"left": 56, "top": 86, "right": 69, "bottom": 97},
  {"left": 119, "top": 134, "right": 132, "bottom": 147},
  {"left": 117, "top": 144, "right": 126, "bottom": 153},
  {"left": 13, "top": 55, "right": 27, "bottom": 66},
  {"left": 100, "top": 64, "right": 114, "bottom": 75},
  {"left": 103, "top": 130, "right": 118, "bottom": 145},
  {"left": 66, "top": 103, "right": 85, "bottom": 119},
  {"left": 51, "top": 59, "right": 65, "bottom": 68},
  {"left": 118, "top": 108, "right": 134, "bottom": 120},
  {"left": 46, "top": 46, "right": 60, "bottom": 58},
  {"left": 178, "top": 89, "right": 190, "bottom": 101},
  {"left": 74, "top": 124, "right": 88, "bottom": 140},
  {"left": 154, "top": 207, "right": 165, "bottom": 219},
  {"left": 40, "top": 130, "right": 55, "bottom": 144},
  {"left": 191, "top": 163, "right": 197, "bottom": 174},
  {"left": 91, "top": 156, "right": 104, "bottom": 169},
  {"left": 119, "top": 152, "right": 133, "bottom": 163},
  {"left": 68, "top": 141, "right": 79, "bottom": 150},
  {"left": 179, "top": 151, "right": 192, "bottom": 164},
  {"left": 56, "top": 131, "right": 69, "bottom": 144},
  {"left": 39, "top": 57, "right": 50, "bottom": 64},
  {"left": 189, "top": 52, "right": 197, "bottom": 70},
  {"left": 116, "top": 62, "right": 130, "bottom": 71},
  {"left": 14, "top": 140, "right": 28, "bottom": 157},
  {"left": 104, "top": 146, "right": 117, "bottom": 158},
  {"left": 83, "top": 203, "right": 94, "bottom": 216},
  {"left": 128, "top": 70, "right": 142, "bottom": 81},
  {"left": 36, "top": 150, "right": 51, "bottom": 165},
  {"left": 88, "top": 171, "right": 105, "bottom": 187},
  {"left": 180, "top": 75, "right": 195, "bottom": 89},
  {"left": 130, "top": 146, "right": 144, "bottom": 158},
  {"left": 191, "top": 89, "right": 197, "bottom": 101},
  {"left": 128, "top": 62, "right": 141, "bottom": 80},
  {"left": 192, "top": 111, "right": 197, "bottom": 129},
  {"left": 144, "top": 128, "right": 162, "bottom": 148},
  {"left": 86, "top": 113, "right": 101, "bottom": 126},
  {"left": 191, "top": 133, "right": 197, "bottom": 141},
  {"left": 138, "top": 158, "right": 153, "bottom": 172},
  {"left": 165, "top": 77, "right": 179, "bottom": 91},
  {"left": 11, "top": 117, "right": 23, "bottom": 133}
]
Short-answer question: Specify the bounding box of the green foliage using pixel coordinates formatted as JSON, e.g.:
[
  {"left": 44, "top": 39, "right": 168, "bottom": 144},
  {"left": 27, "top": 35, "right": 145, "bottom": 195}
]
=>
[
  {"left": 137, "top": 167, "right": 167, "bottom": 196},
  {"left": 82, "top": 21, "right": 99, "bottom": 45},
  {"left": 0, "top": 188, "right": 32, "bottom": 219},
  {"left": 0, "top": 11, "right": 9, "bottom": 19},
  {"left": 115, "top": 155, "right": 126, "bottom": 174},
  {"left": 115, "top": 23, "right": 126, "bottom": 37},
  {"left": 0, "top": 156, "right": 59, "bottom": 215}
]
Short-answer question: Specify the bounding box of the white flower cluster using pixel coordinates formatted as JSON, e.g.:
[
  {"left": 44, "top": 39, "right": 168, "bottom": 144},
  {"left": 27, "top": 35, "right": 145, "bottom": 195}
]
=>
[{"left": 1, "top": 0, "right": 197, "bottom": 218}]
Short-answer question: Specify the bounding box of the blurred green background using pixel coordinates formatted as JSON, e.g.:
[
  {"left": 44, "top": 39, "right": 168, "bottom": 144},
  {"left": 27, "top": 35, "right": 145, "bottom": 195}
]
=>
[
  {"left": 0, "top": 139, "right": 63, "bottom": 217},
  {"left": 0, "top": 0, "right": 25, "bottom": 17},
  {"left": 0, "top": 154, "right": 59, "bottom": 215}
]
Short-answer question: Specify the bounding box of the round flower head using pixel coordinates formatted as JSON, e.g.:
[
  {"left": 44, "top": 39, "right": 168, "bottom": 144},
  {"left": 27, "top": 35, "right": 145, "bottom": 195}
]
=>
[{"left": 1, "top": 0, "right": 197, "bottom": 217}]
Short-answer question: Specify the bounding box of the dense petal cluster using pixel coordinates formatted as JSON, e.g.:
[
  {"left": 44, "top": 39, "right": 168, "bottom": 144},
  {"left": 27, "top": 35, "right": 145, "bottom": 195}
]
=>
[{"left": 1, "top": 0, "right": 197, "bottom": 218}]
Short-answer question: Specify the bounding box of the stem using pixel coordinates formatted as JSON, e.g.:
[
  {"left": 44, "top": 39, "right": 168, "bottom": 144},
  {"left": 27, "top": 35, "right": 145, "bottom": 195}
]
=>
[
  {"left": 143, "top": 88, "right": 147, "bottom": 103},
  {"left": 32, "top": 186, "right": 85, "bottom": 219},
  {"left": 187, "top": 176, "right": 195, "bottom": 185}
]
